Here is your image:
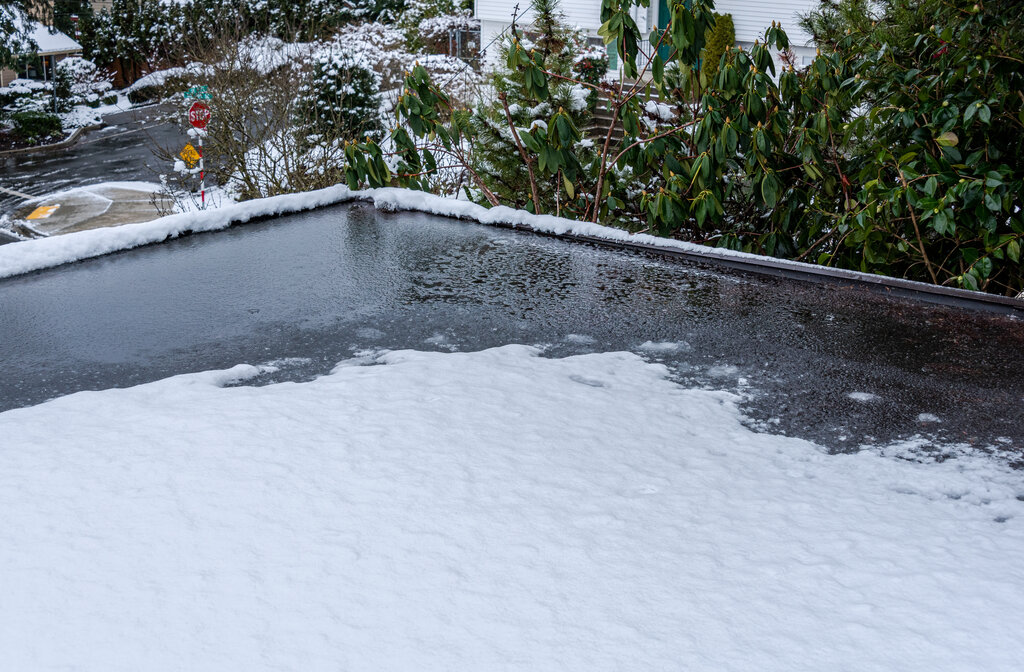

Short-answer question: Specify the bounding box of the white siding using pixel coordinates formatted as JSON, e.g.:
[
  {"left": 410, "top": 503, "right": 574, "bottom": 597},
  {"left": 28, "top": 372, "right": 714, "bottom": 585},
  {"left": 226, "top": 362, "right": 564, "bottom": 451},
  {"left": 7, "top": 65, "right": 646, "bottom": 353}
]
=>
[
  {"left": 714, "top": 0, "right": 816, "bottom": 47},
  {"left": 475, "top": 0, "right": 603, "bottom": 31},
  {"left": 475, "top": 1, "right": 817, "bottom": 46},
  {"left": 473, "top": 0, "right": 820, "bottom": 71}
]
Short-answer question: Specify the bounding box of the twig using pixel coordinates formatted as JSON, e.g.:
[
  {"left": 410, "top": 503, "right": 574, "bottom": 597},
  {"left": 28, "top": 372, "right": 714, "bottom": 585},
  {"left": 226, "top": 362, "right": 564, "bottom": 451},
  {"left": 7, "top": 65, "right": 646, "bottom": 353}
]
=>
[{"left": 498, "top": 91, "right": 541, "bottom": 213}]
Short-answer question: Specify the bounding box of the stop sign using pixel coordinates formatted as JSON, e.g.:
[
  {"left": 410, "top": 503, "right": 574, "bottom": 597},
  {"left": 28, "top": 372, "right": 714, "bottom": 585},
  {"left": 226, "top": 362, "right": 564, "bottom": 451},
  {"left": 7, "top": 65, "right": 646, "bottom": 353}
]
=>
[{"left": 187, "top": 101, "right": 211, "bottom": 130}]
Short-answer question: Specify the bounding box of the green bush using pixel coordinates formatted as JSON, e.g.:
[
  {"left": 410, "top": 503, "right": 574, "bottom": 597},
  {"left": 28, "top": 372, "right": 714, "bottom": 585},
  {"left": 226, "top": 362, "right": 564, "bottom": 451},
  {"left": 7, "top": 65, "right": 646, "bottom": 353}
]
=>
[
  {"left": 700, "top": 13, "right": 733, "bottom": 85},
  {"left": 11, "top": 110, "right": 62, "bottom": 141},
  {"left": 344, "top": 0, "right": 1024, "bottom": 295},
  {"left": 0, "top": 89, "right": 20, "bottom": 111},
  {"left": 799, "top": 0, "right": 1024, "bottom": 293}
]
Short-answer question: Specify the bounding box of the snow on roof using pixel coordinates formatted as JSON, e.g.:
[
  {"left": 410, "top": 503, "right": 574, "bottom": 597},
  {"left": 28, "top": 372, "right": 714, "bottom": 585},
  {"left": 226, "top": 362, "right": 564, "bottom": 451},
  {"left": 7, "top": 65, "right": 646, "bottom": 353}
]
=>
[{"left": 19, "top": 20, "right": 82, "bottom": 55}]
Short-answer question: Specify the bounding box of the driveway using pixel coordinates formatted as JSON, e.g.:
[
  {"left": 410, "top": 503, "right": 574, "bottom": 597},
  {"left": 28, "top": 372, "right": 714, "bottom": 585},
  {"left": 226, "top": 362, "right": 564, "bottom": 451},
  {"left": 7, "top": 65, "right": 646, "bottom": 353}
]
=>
[{"left": 0, "top": 103, "right": 181, "bottom": 235}]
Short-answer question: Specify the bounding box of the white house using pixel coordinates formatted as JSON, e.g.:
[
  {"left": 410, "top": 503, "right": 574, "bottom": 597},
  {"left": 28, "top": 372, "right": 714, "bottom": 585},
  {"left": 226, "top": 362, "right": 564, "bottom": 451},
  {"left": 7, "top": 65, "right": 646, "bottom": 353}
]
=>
[{"left": 475, "top": 0, "right": 819, "bottom": 73}]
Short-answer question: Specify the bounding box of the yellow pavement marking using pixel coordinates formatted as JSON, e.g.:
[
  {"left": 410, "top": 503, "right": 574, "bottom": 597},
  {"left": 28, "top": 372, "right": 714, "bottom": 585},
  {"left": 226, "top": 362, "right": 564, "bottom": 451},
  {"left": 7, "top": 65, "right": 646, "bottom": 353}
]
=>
[{"left": 26, "top": 204, "right": 60, "bottom": 220}]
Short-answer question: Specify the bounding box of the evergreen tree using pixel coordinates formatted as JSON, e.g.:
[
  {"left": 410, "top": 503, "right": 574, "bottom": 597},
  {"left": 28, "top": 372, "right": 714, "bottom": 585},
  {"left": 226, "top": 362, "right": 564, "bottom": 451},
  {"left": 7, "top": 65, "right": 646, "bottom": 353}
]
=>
[
  {"left": 296, "top": 50, "right": 383, "bottom": 143},
  {"left": 1, "top": 1, "right": 48, "bottom": 69},
  {"left": 469, "top": 0, "right": 598, "bottom": 214}
]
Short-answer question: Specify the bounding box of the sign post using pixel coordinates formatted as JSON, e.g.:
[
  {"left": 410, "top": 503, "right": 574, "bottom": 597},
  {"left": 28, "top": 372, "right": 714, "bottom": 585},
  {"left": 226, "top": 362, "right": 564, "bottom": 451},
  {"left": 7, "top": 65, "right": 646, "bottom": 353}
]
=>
[{"left": 187, "top": 101, "right": 211, "bottom": 208}]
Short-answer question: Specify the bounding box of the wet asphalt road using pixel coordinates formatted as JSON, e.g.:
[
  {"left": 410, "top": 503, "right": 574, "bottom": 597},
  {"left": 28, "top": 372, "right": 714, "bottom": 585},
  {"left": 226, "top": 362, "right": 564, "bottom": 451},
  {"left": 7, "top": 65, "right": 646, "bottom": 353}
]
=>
[
  {"left": 0, "top": 103, "right": 180, "bottom": 232},
  {"left": 1, "top": 203, "right": 1021, "bottom": 460}
]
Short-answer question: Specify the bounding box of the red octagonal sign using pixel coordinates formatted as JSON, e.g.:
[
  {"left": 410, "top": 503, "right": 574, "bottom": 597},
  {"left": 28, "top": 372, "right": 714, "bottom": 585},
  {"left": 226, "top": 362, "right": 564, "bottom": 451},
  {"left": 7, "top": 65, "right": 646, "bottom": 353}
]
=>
[{"left": 188, "top": 101, "right": 211, "bottom": 130}]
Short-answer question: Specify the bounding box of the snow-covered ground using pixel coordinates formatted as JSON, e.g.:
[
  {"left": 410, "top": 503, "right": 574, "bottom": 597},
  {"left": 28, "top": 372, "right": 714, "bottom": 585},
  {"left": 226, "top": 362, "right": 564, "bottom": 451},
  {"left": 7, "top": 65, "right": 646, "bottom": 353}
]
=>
[
  {"left": 59, "top": 92, "right": 134, "bottom": 130},
  {"left": 1, "top": 345, "right": 1022, "bottom": 670}
]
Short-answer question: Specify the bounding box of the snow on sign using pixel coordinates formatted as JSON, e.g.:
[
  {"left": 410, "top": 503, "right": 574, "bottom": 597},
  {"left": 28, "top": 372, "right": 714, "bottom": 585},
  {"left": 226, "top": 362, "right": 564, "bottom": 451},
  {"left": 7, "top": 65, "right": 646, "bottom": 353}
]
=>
[
  {"left": 187, "top": 101, "right": 211, "bottom": 130},
  {"left": 179, "top": 143, "right": 201, "bottom": 167}
]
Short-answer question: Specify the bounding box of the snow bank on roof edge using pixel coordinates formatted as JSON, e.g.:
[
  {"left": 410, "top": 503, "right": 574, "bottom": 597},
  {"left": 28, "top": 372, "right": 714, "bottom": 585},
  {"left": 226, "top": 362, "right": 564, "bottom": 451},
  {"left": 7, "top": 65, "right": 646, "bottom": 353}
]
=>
[{"left": 0, "top": 185, "right": 898, "bottom": 288}]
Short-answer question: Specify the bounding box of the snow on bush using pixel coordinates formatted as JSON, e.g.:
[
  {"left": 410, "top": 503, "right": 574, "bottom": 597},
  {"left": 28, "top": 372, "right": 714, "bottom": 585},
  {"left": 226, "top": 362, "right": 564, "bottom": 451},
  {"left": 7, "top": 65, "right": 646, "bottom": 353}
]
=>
[
  {"left": 125, "top": 67, "right": 188, "bottom": 94},
  {"left": 571, "top": 39, "right": 610, "bottom": 87},
  {"left": 296, "top": 49, "right": 383, "bottom": 141},
  {"left": 0, "top": 80, "right": 51, "bottom": 115},
  {"left": 330, "top": 22, "right": 412, "bottom": 92},
  {"left": 232, "top": 35, "right": 314, "bottom": 75},
  {"left": 55, "top": 57, "right": 114, "bottom": 108},
  {"left": 125, "top": 63, "right": 211, "bottom": 103}
]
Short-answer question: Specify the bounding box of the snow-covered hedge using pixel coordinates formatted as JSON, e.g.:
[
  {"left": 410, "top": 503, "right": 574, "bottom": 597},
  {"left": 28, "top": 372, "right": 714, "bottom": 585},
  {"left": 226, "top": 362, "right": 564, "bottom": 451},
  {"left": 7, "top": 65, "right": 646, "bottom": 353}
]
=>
[
  {"left": 55, "top": 57, "right": 115, "bottom": 109},
  {"left": 0, "top": 79, "right": 51, "bottom": 115},
  {"left": 331, "top": 22, "right": 412, "bottom": 92},
  {"left": 296, "top": 50, "right": 383, "bottom": 141}
]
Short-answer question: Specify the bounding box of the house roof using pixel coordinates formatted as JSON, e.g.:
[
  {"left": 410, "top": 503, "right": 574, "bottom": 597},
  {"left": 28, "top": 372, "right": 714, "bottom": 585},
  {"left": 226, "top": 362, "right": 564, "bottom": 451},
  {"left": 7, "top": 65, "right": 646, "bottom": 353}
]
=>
[{"left": 12, "top": 19, "right": 83, "bottom": 56}]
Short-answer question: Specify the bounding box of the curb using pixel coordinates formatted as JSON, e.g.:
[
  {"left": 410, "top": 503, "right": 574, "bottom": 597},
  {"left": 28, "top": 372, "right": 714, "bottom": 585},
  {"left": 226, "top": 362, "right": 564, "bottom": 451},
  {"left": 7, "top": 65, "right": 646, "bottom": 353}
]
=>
[{"left": 0, "top": 123, "right": 106, "bottom": 157}]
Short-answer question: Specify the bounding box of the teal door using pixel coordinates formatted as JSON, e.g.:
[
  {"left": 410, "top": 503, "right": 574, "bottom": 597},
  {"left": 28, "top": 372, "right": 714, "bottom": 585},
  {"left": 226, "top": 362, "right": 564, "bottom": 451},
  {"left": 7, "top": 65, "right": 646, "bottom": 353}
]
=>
[
  {"left": 658, "top": 1, "right": 699, "bottom": 67},
  {"left": 658, "top": 0, "right": 671, "bottom": 62}
]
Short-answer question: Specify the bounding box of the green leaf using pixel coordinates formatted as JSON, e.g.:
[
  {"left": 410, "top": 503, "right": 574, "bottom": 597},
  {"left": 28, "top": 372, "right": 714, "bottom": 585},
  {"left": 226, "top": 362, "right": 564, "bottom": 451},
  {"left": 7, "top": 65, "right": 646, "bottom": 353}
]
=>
[
  {"left": 964, "top": 101, "right": 978, "bottom": 124},
  {"left": 975, "top": 257, "right": 993, "bottom": 278},
  {"left": 930, "top": 209, "right": 954, "bottom": 235},
  {"left": 934, "top": 131, "right": 958, "bottom": 147},
  {"left": 1008, "top": 239, "right": 1021, "bottom": 263},
  {"left": 761, "top": 173, "right": 780, "bottom": 208},
  {"left": 652, "top": 54, "right": 664, "bottom": 84},
  {"left": 978, "top": 104, "right": 991, "bottom": 125}
]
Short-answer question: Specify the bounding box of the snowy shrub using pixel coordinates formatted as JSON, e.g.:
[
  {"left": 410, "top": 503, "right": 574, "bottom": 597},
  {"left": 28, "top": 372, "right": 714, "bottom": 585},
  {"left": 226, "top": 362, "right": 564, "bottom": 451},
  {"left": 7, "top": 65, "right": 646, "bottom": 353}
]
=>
[
  {"left": 398, "top": 0, "right": 468, "bottom": 50},
  {"left": 1, "top": 79, "right": 53, "bottom": 116},
  {"left": 331, "top": 22, "right": 412, "bottom": 92},
  {"left": 55, "top": 57, "right": 114, "bottom": 108},
  {"left": 571, "top": 40, "right": 609, "bottom": 88},
  {"left": 296, "top": 50, "right": 383, "bottom": 142}
]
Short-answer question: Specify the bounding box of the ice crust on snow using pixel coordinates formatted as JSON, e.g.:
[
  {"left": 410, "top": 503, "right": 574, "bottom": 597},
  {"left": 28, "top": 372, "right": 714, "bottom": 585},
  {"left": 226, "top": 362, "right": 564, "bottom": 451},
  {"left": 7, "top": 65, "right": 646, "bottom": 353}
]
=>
[{"left": 0, "top": 345, "right": 1022, "bottom": 670}]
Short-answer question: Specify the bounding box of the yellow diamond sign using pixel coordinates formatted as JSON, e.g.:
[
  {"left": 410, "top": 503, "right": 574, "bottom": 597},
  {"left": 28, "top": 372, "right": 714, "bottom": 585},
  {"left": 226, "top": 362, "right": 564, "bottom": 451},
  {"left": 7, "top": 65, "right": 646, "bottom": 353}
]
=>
[
  {"left": 26, "top": 204, "right": 60, "bottom": 220},
  {"left": 180, "top": 143, "right": 201, "bottom": 167}
]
